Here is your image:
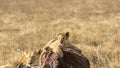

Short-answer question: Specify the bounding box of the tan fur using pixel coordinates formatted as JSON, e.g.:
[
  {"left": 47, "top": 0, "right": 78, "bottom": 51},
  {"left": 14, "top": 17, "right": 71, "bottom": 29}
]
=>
[
  {"left": 49, "top": 40, "right": 63, "bottom": 58},
  {"left": 39, "top": 32, "right": 70, "bottom": 64},
  {"left": 39, "top": 39, "right": 55, "bottom": 64},
  {"left": 57, "top": 32, "right": 81, "bottom": 52},
  {"left": 39, "top": 32, "right": 78, "bottom": 65},
  {"left": 56, "top": 32, "right": 70, "bottom": 46},
  {"left": 0, "top": 51, "right": 31, "bottom": 68},
  {"left": 0, "top": 50, "right": 41, "bottom": 68},
  {"left": 0, "top": 62, "right": 23, "bottom": 68},
  {"left": 29, "top": 49, "right": 41, "bottom": 66},
  {"left": 39, "top": 39, "right": 63, "bottom": 64}
]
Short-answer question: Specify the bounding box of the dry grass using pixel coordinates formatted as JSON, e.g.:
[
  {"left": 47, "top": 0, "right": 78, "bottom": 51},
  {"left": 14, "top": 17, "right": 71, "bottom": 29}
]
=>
[{"left": 0, "top": 0, "right": 120, "bottom": 68}]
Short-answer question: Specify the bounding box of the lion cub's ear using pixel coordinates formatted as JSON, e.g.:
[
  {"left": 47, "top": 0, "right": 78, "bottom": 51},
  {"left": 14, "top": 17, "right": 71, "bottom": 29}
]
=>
[
  {"left": 56, "top": 32, "right": 62, "bottom": 39},
  {"left": 23, "top": 51, "right": 30, "bottom": 57},
  {"left": 34, "top": 49, "right": 41, "bottom": 55},
  {"left": 65, "top": 32, "right": 69, "bottom": 39},
  {"left": 37, "top": 49, "right": 41, "bottom": 55}
]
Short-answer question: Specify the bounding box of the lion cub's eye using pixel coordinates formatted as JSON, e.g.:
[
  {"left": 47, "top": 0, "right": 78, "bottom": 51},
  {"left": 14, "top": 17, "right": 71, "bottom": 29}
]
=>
[{"left": 32, "top": 56, "right": 35, "bottom": 58}]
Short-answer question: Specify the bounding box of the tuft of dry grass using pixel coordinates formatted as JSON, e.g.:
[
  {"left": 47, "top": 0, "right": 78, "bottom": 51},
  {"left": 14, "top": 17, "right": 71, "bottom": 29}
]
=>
[{"left": 0, "top": 0, "right": 120, "bottom": 68}]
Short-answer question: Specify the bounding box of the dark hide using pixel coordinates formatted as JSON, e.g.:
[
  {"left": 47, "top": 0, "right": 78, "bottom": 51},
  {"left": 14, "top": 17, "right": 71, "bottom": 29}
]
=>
[{"left": 40, "top": 47, "right": 90, "bottom": 68}]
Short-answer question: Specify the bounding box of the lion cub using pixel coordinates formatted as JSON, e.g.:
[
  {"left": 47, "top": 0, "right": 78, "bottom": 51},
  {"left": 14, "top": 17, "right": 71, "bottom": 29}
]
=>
[
  {"left": 57, "top": 32, "right": 80, "bottom": 52},
  {"left": 39, "top": 32, "right": 79, "bottom": 64},
  {"left": 29, "top": 49, "right": 41, "bottom": 66},
  {"left": 56, "top": 32, "right": 70, "bottom": 47},
  {"left": 39, "top": 40, "right": 63, "bottom": 64},
  {"left": 39, "top": 33, "right": 65, "bottom": 64},
  {"left": 0, "top": 51, "right": 40, "bottom": 68}
]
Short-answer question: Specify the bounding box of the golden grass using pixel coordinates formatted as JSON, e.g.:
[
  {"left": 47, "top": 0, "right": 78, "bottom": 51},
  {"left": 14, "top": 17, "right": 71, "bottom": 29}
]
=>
[{"left": 0, "top": 0, "right": 120, "bottom": 68}]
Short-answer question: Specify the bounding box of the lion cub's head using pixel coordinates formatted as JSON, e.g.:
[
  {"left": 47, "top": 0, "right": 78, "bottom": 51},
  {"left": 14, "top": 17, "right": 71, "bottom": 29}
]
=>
[
  {"left": 56, "top": 32, "right": 69, "bottom": 45},
  {"left": 23, "top": 49, "right": 41, "bottom": 66}
]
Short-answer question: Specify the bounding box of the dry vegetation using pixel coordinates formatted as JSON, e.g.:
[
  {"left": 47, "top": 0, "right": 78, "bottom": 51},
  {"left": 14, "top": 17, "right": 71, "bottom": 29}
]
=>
[{"left": 0, "top": 0, "right": 120, "bottom": 68}]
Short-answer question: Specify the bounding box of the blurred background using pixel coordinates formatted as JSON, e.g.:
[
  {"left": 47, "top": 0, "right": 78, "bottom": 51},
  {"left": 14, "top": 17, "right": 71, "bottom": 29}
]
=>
[{"left": 0, "top": 0, "right": 120, "bottom": 68}]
